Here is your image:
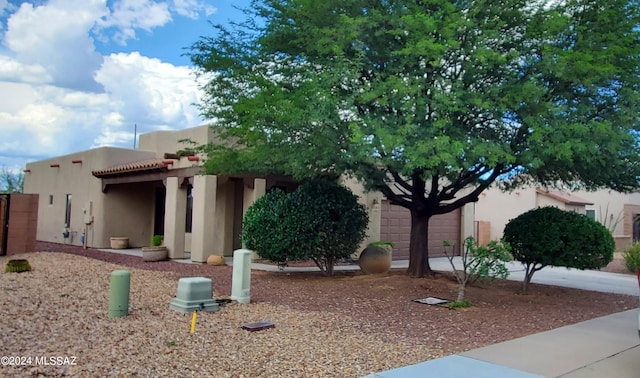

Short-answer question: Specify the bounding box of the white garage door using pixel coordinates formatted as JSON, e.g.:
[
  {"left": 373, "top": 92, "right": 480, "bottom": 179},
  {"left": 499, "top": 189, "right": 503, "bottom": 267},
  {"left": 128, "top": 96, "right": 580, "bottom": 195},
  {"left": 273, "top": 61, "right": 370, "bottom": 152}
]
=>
[{"left": 380, "top": 200, "right": 461, "bottom": 260}]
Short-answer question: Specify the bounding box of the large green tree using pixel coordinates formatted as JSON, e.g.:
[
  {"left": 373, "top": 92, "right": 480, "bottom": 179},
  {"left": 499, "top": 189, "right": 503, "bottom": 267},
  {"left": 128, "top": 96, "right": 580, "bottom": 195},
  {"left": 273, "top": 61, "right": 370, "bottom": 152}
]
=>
[{"left": 190, "top": 0, "right": 640, "bottom": 277}]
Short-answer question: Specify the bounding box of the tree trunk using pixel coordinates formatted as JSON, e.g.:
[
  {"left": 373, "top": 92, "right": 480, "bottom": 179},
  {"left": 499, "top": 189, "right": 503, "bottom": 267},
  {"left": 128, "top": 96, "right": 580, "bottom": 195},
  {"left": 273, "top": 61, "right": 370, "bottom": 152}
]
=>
[
  {"left": 457, "top": 284, "right": 466, "bottom": 303},
  {"left": 523, "top": 263, "right": 535, "bottom": 294},
  {"left": 406, "top": 211, "right": 432, "bottom": 277}
]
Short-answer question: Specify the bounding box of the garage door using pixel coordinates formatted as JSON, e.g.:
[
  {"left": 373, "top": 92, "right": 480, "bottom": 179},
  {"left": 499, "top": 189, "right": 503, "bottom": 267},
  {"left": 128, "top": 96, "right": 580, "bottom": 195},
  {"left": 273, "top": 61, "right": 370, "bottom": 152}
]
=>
[{"left": 380, "top": 200, "right": 461, "bottom": 260}]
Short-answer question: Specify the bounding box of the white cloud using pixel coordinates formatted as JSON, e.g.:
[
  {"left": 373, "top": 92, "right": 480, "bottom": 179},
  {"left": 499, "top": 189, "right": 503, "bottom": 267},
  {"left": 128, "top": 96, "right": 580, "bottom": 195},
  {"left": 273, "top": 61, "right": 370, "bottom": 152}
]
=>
[
  {"left": 4, "top": 0, "right": 106, "bottom": 91},
  {"left": 95, "top": 0, "right": 172, "bottom": 44},
  {"left": 0, "top": 50, "right": 204, "bottom": 167},
  {"left": 0, "top": 82, "right": 40, "bottom": 114},
  {"left": 0, "top": 0, "right": 209, "bottom": 170},
  {"left": 0, "top": 81, "right": 112, "bottom": 157},
  {"left": 0, "top": 55, "right": 53, "bottom": 84},
  {"left": 171, "top": 0, "right": 216, "bottom": 19},
  {"left": 95, "top": 51, "right": 202, "bottom": 127}
]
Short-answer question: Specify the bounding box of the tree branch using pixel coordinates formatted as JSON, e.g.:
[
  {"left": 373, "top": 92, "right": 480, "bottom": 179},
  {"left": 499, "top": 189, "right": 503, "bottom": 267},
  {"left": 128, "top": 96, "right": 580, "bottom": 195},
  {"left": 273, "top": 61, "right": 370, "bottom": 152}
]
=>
[{"left": 437, "top": 164, "right": 507, "bottom": 214}]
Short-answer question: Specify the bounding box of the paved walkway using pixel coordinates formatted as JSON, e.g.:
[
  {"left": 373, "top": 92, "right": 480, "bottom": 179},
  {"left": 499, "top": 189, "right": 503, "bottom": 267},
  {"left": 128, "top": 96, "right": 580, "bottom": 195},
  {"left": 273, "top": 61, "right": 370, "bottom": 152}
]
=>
[{"left": 101, "top": 248, "right": 640, "bottom": 377}]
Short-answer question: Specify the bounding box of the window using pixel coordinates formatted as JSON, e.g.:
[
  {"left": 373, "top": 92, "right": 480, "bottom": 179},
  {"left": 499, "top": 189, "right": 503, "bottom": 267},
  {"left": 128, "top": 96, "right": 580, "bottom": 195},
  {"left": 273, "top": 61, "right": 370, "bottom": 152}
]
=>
[
  {"left": 49, "top": 195, "right": 53, "bottom": 205},
  {"left": 64, "top": 194, "right": 72, "bottom": 227},
  {"left": 585, "top": 209, "right": 596, "bottom": 220}
]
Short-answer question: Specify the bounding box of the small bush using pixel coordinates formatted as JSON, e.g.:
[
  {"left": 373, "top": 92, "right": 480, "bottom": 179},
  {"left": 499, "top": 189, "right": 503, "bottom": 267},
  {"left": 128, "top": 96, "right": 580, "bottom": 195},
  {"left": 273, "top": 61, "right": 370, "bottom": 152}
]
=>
[
  {"left": 152, "top": 235, "right": 164, "bottom": 246},
  {"left": 443, "top": 237, "right": 511, "bottom": 303},
  {"left": 504, "top": 206, "right": 614, "bottom": 293},
  {"left": 242, "top": 179, "right": 369, "bottom": 275},
  {"left": 623, "top": 243, "right": 640, "bottom": 273},
  {"left": 5, "top": 259, "right": 31, "bottom": 273}
]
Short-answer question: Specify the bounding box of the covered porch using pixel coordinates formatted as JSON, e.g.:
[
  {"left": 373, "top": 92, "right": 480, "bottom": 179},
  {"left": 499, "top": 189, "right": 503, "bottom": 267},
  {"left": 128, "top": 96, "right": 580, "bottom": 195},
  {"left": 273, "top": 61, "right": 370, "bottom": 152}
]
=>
[{"left": 93, "top": 160, "right": 297, "bottom": 263}]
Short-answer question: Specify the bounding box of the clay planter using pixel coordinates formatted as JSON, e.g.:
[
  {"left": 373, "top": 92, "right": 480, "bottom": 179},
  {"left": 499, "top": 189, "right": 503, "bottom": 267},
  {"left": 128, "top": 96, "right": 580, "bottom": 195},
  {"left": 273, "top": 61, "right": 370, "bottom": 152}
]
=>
[
  {"left": 110, "top": 237, "right": 129, "bottom": 249},
  {"left": 142, "top": 246, "right": 168, "bottom": 262},
  {"left": 358, "top": 244, "right": 392, "bottom": 274}
]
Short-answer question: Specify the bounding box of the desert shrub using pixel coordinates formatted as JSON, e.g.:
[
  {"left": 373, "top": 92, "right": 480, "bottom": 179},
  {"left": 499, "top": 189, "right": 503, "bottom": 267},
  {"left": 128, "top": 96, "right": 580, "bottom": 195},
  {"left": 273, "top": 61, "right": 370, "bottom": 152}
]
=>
[
  {"left": 503, "top": 206, "right": 614, "bottom": 293},
  {"left": 443, "top": 237, "right": 512, "bottom": 303},
  {"left": 242, "top": 179, "right": 369, "bottom": 275},
  {"left": 622, "top": 243, "right": 640, "bottom": 273}
]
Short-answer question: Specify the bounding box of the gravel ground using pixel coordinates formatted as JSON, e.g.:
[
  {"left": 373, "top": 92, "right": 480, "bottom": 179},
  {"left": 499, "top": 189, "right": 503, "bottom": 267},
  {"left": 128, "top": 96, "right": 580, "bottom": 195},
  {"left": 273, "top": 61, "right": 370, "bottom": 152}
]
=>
[
  {"left": 1, "top": 252, "right": 440, "bottom": 377},
  {"left": 0, "top": 243, "right": 637, "bottom": 377}
]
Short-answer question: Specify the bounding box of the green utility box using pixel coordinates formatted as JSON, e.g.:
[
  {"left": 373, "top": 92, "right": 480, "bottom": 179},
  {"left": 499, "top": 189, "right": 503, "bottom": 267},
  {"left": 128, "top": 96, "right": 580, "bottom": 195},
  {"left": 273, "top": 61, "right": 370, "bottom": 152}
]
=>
[{"left": 169, "top": 277, "right": 220, "bottom": 313}]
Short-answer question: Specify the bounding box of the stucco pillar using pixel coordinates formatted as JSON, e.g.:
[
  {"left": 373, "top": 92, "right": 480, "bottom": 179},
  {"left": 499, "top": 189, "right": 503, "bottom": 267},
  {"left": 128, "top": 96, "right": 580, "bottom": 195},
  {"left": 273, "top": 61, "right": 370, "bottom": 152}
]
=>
[
  {"left": 164, "top": 177, "right": 186, "bottom": 259},
  {"left": 214, "top": 180, "right": 235, "bottom": 257},
  {"left": 242, "top": 178, "right": 266, "bottom": 256},
  {"left": 191, "top": 175, "right": 217, "bottom": 263},
  {"left": 243, "top": 178, "right": 266, "bottom": 216}
]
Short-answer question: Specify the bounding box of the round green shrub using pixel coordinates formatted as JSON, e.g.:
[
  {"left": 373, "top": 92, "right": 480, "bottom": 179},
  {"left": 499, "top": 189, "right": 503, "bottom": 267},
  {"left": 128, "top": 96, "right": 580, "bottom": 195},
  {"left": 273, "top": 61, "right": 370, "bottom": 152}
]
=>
[
  {"left": 242, "top": 179, "right": 369, "bottom": 275},
  {"left": 622, "top": 242, "right": 640, "bottom": 273},
  {"left": 503, "top": 206, "right": 614, "bottom": 292},
  {"left": 504, "top": 206, "right": 614, "bottom": 268},
  {"left": 242, "top": 189, "right": 303, "bottom": 265}
]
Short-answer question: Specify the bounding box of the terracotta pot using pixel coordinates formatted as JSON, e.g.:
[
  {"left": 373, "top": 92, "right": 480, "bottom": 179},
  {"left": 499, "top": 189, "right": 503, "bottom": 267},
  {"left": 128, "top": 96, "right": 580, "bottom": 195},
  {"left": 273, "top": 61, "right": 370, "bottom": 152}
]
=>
[
  {"left": 142, "top": 246, "right": 168, "bottom": 262},
  {"left": 110, "top": 237, "right": 129, "bottom": 249},
  {"left": 358, "top": 244, "right": 392, "bottom": 274}
]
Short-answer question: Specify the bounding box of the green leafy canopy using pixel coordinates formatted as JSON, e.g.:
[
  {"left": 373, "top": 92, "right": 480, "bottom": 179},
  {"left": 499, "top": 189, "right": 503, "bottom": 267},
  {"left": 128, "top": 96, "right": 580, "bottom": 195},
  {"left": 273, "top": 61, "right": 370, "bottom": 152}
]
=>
[{"left": 191, "top": 0, "right": 640, "bottom": 277}]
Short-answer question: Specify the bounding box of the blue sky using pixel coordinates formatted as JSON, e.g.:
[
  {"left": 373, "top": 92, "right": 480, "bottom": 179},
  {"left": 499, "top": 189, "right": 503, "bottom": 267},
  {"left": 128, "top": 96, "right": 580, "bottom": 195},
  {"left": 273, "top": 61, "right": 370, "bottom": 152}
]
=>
[{"left": 0, "top": 0, "right": 251, "bottom": 172}]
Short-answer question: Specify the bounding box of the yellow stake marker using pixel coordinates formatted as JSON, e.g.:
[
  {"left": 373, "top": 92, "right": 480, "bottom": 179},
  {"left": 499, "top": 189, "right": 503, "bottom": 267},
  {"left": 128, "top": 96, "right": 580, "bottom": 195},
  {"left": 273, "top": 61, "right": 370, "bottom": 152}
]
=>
[{"left": 190, "top": 311, "right": 197, "bottom": 333}]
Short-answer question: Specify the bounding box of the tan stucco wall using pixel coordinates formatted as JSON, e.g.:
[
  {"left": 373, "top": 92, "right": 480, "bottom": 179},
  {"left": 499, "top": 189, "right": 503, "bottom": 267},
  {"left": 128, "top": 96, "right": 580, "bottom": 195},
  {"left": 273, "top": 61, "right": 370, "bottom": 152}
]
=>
[
  {"left": 23, "top": 147, "right": 156, "bottom": 248},
  {"left": 474, "top": 187, "right": 537, "bottom": 241},
  {"left": 138, "top": 124, "right": 214, "bottom": 159},
  {"left": 100, "top": 182, "right": 156, "bottom": 247}
]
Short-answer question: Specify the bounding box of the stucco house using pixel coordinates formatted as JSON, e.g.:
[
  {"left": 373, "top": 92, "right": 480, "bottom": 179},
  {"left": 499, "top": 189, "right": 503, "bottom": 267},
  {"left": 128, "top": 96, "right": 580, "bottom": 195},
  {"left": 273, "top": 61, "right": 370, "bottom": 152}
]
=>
[
  {"left": 24, "top": 124, "right": 474, "bottom": 262},
  {"left": 474, "top": 185, "right": 640, "bottom": 251}
]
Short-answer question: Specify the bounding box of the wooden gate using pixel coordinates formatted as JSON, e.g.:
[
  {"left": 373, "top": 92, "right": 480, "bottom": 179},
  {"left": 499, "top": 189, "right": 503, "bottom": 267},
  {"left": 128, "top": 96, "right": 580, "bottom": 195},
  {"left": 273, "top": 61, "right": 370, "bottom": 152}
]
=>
[
  {"left": 0, "top": 194, "right": 7, "bottom": 255},
  {"left": 0, "top": 194, "right": 38, "bottom": 256}
]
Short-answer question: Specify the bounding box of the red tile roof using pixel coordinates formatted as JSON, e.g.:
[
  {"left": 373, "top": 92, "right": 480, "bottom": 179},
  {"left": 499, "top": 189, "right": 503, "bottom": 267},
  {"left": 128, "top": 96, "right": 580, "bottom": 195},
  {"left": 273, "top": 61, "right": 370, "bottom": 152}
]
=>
[{"left": 92, "top": 159, "right": 171, "bottom": 178}]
